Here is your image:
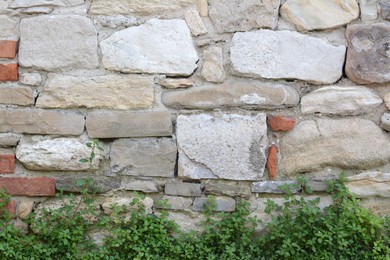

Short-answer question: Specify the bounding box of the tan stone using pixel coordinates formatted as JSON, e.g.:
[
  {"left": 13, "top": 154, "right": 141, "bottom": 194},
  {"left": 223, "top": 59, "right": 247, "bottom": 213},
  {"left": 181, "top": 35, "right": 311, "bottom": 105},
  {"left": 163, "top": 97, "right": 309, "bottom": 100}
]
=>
[
  {"left": 185, "top": 10, "right": 207, "bottom": 36},
  {"left": 346, "top": 172, "right": 390, "bottom": 198},
  {"left": 197, "top": 0, "right": 208, "bottom": 16},
  {"left": 18, "top": 200, "right": 34, "bottom": 220},
  {"left": 0, "top": 15, "right": 19, "bottom": 39},
  {"left": 201, "top": 46, "right": 225, "bottom": 83},
  {"left": 360, "top": 198, "right": 390, "bottom": 216},
  {"left": 159, "top": 78, "right": 194, "bottom": 89},
  {"left": 0, "top": 86, "right": 34, "bottom": 106},
  {"left": 385, "top": 92, "right": 390, "bottom": 110}
]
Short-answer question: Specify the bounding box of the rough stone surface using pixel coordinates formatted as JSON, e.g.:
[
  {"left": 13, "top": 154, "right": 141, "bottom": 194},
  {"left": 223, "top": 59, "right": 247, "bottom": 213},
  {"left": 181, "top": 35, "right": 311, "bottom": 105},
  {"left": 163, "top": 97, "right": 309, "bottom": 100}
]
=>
[
  {"left": 267, "top": 116, "right": 296, "bottom": 132},
  {"left": 165, "top": 182, "right": 202, "bottom": 197},
  {"left": 197, "top": 0, "right": 208, "bottom": 16},
  {"left": 162, "top": 79, "right": 299, "bottom": 109},
  {"left": 301, "top": 86, "right": 383, "bottom": 116},
  {"left": 345, "top": 23, "right": 390, "bottom": 84},
  {"left": 19, "top": 15, "right": 99, "bottom": 70},
  {"left": 185, "top": 10, "right": 207, "bottom": 36},
  {"left": 18, "top": 200, "right": 34, "bottom": 220},
  {"left": 193, "top": 196, "right": 235, "bottom": 212},
  {"left": 307, "top": 177, "right": 334, "bottom": 192},
  {"left": 280, "top": 119, "right": 390, "bottom": 175},
  {"left": 56, "top": 176, "right": 121, "bottom": 193},
  {"left": 267, "top": 145, "right": 278, "bottom": 180},
  {"left": 120, "top": 180, "right": 159, "bottom": 193},
  {"left": 0, "top": 177, "right": 56, "bottom": 196},
  {"left": 110, "top": 138, "right": 176, "bottom": 177},
  {"left": 251, "top": 180, "right": 299, "bottom": 193},
  {"left": 89, "top": 0, "right": 195, "bottom": 15},
  {"left": 36, "top": 74, "right": 154, "bottom": 110},
  {"left": 346, "top": 172, "right": 390, "bottom": 198},
  {"left": 10, "top": 0, "right": 83, "bottom": 8},
  {"left": 201, "top": 46, "right": 225, "bottom": 83},
  {"left": 177, "top": 113, "right": 268, "bottom": 180},
  {"left": 381, "top": 0, "right": 390, "bottom": 20},
  {"left": 0, "top": 109, "right": 84, "bottom": 136},
  {"left": 0, "top": 133, "right": 22, "bottom": 147},
  {"left": 0, "top": 86, "right": 34, "bottom": 106},
  {"left": 159, "top": 78, "right": 194, "bottom": 89},
  {"left": 204, "top": 180, "right": 251, "bottom": 197},
  {"left": 359, "top": 0, "right": 378, "bottom": 22},
  {"left": 360, "top": 198, "right": 390, "bottom": 216},
  {"left": 165, "top": 212, "right": 202, "bottom": 231},
  {"left": 20, "top": 73, "right": 41, "bottom": 86},
  {"left": 380, "top": 113, "right": 390, "bottom": 132},
  {"left": 16, "top": 138, "right": 101, "bottom": 171},
  {"left": 102, "top": 196, "right": 154, "bottom": 215},
  {"left": 19, "top": 6, "right": 53, "bottom": 14},
  {"left": 101, "top": 19, "right": 198, "bottom": 76},
  {"left": 280, "top": 0, "right": 359, "bottom": 31},
  {"left": 209, "top": 0, "right": 280, "bottom": 33},
  {"left": 0, "top": 15, "right": 19, "bottom": 38},
  {"left": 230, "top": 30, "right": 346, "bottom": 84},
  {"left": 86, "top": 111, "right": 172, "bottom": 138},
  {"left": 156, "top": 196, "right": 193, "bottom": 210}
]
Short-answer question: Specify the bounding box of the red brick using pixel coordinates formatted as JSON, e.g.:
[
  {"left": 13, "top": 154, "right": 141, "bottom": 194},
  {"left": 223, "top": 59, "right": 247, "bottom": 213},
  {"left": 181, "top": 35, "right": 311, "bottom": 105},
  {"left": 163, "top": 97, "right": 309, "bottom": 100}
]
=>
[
  {"left": 0, "top": 63, "right": 18, "bottom": 82},
  {"left": 0, "top": 155, "right": 15, "bottom": 174},
  {"left": 0, "top": 177, "right": 56, "bottom": 196},
  {"left": 0, "top": 199, "right": 16, "bottom": 217},
  {"left": 267, "top": 116, "right": 296, "bottom": 132},
  {"left": 267, "top": 145, "right": 278, "bottom": 180},
  {"left": 0, "top": 40, "right": 18, "bottom": 59}
]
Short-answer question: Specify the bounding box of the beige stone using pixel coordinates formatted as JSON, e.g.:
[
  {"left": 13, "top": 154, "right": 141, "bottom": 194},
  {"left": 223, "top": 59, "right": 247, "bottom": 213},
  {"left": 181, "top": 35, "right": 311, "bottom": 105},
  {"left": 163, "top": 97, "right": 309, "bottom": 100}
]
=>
[
  {"left": 0, "top": 15, "right": 19, "bottom": 39},
  {"left": 197, "top": 0, "right": 208, "bottom": 16},
  {"left": 0, "top": 86, "right": 34, "bottom": 106},
  {"left": 20, "top": 73, "right": 42, "bottom": 86},
  {"left": 156, "top": 196, "right": 193, "bottom": 210},
  {"left": 384, "top": 92, "right": 390, "bottom": 110},
  {"left": 201, "top": 46, "right": 225, "bottom": 83},
  {"left": 346, "top": 172, "right": 390, "bottom": 198},
  {"left": 18, "top": 200, "right": 34, "bottom": 220},
  {"left": 102, "top": 196, "right": 153, "bottom": 215},
  {"left": 10, "top": 0, "right": 83, "bottom": 8},
  {"left": 185, "top": 10, "right": 207, "bottom": 36},
  {"left": 159, "top": 78, "right": 194, "bottom": 89},
  {"left": 0, "top": 133, "right": 22, "bottom": 147},
  {"left": 360, "top": 198, "right": 390, "bottom": 216},
  {"left": 359, "top": 0, "right": 378, "bottom": 22}
]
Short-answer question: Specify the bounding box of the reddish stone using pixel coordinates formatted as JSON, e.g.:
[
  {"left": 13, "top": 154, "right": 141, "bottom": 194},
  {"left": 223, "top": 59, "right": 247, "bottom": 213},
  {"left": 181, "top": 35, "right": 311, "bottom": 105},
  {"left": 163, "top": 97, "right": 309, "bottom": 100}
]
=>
[
  {"left": 0, "top": 177, "right": 56, "bottom": 196},
  {"left": 0, "top": 63, "right": 18, "bottom": 82},
  {"left": 0, "top": 155, "right": 15, "bottom": 174},
  {"left": 267, "top": 115, "right": 296, "bottom": 132},
  {"left": 0, "top": 199, "right": 16, "bottom": 217},
  {"left": 267, "top": 145, "right": 278, "bottom": 180},
  {"left": 0, "top": 41, "right": 18, "bottom": 59}
]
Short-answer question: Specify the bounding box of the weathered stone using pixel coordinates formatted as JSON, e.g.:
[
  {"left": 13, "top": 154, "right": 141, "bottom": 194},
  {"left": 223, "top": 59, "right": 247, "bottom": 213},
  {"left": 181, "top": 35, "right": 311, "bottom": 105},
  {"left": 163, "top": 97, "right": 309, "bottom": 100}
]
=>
[
  {"left": 110, "top": 138, "right": 176, "bottom": 177},
  {"left": 159, "top": 78, "right": 194, "bottom": 89},
  {"left": 162, "top": 79, "right": 299, "bottom": 109},
  {"left": 56, "top": 176, "right": 121, "bottom": 193},
  {"left": 0, "top": 15, "right": 18, "bottom": 38},
  {"left": 0, "top": 86, "right": 34, "bottom": 106},
  {"left": 177, "top": 113, "right": 268, "bottom": 180},
  {"left": 19, "top": 6, "right": 53, "bottom": 14},
  {"left": 359, "top": 0, "right": 378, "bottom": 22},
  {"left": 360, "top": 198, "right": 390, "bottom": 216},
  {"left": 20, "top": 73, "right": 41, "bottom": 86},
  {"left": 102, "top": 197, "right": 154, "bottom": 215},
  {"left": 19, "top": 15, "right": 98, "bottom": 70},
  {"left": 280, "top": 119, "right": 390, "bottom": 175},
  {"left": 193, "top": 196, "right": 235, "bottom": 212},
  {"left": 380, "top": 113, "right": 390, "bottom": 132},
  {"left": 89, "top": 0, "right": 195, "bottom": 15},
  {"left": 345, "top": 23, "right": 390, "bottom": 84},
  {"left": 165, "top": 182, "right": 202, "bottom": 197},
  {"left": 120, "top": 180, "right": 159, "bottom": 193},
  {"left": 231, "top": 30, "right": 346, "bottom": 84},
  {"left": 201, "top": 46, "right": 225, "bottom": 83},
  {"left": 10, "top": 0, "right": 83, "bottom": 8},
  {"left": 16, "top": 138, "right": 101, "bottom": 171},
  {"left": 197, "top": 0, "right": 208, "bottom": 16},
  {"left": 307, "top": 177, "right": 334, "bottom": 192},
  {"left": 346, "top": 172, "right": 390, "bottom": 198},
  {"left": 301, "top": 86, "right": 383, "bottom": 116},
  {"left": 101, "top": 19, "right": 198, "bottom": 76},
  {"left": 0, "top": 133, "right": 22, "bottom": 147},
  {"left": 267, "top": 145, "right": 278, "bottom": 180},
  {"left": 36, "top": 74, "right": 154, "bottom": 110},
  {"left": 18, "top": 200, "right": 34, "bottom": 220},
  {"left": 86, "top": 111, "right": 172, "bottom": 138},
  {"left": 251, "top": 180, "right": 299, "bottom": 193},
  {"left": 280, "top": 0, "right": 359, "bottom": 31},
  {"left": 209, "top": 0, "right": 280, "bottom": 33},
  {"left": 267, "top": 116, "right": 296, "bottom": 132},
  {"left": 156, "top": 195, "right": 193, "bottom": 210},
  {"left": 380, "top": 0, "right": 390, "bottom": 20},
  {"left": 185, "top": 10, "right": 207, "bottom": 36},
  {"left": 96, "top": 15, "right": 140, "bottom": 29},
  {"left": 0, "top": 109, "right": 84, "bottom": 136},
  {"left": 204, "top": 180, "right": 251, "bottom": 197},
  {"left": 384, "top": 92, "right": 390, "bottom": 110}
]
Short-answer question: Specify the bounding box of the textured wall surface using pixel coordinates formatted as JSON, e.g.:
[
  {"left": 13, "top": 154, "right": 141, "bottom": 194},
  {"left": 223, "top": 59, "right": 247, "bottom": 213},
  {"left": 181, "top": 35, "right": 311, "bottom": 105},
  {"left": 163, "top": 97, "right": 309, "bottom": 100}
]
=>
[{"left": 0, "top": 0, "right": 389, "bottom": 232}]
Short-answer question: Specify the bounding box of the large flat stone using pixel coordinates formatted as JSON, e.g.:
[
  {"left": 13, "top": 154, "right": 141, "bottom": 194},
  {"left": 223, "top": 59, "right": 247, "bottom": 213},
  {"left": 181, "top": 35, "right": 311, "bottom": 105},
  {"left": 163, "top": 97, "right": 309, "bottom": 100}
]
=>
[
  {"left": 110, "top": 138, "right": 176, "bottom": 177},
  {"left": 10, "top": 0, "right": 83, "bottom": 8},
  {"left": 177, "top": 113, "right": 268, "bottom": 180},
  {"left": 193, "top": 196, "right": 235, "bottom": 212},
  {"left": 162, "top": 79, "right": 299, "bottom": 109},
  {"left": 86, "top": 111, "right": 172, "bottom": 138},
  {"left": 0, "top": 86, "right": 34, "bottom": 106},
  {"left": 56, "top": 176, "right": 121, "bottom": 193},
  {"left": 0, "top": 109, "right": 84, "bottom": 136},
  {"left": 230, "top": 30, "right": 346, "bottom": 84},
  {"left": 19, "top": 15, "right": 98, "bottom": 70},
  {"left": 16, "top": 138, "right": 101, "bottom": 171},
  {"left": 101, "top": 19, "right": 198, "bottom": 76},
  {"left": 204, "top": 180, "right": 251, "bottom": 197},
  {"left": 165, "top": 182, "right": 202, "bottom": 197},
  {"left": 36, "top": 74, "right": 154, "bottom": 110},
  {"left": 301, "top": 86, "right": 382, "bottom": 116},
  {"left": 209, "top": 0, "right": 280, "bottom": 33},
  {"left": 120, "top": 180, "right": 159, "bottom": 193},
  {"left": 280, "top": 119, "right": 390, "bottom": 175},
  {"left": 156, "top": 195, "right": 193, "bottom": 210},
  {"left": 280, "top": 0, "right": 359, "bottom": 31},
  {"left": 345, "top": 23, "right": 390, "bottom": 84},
  {"left": 346, "top": 172, "right": 390, "bottom": 198},
  {"left": 251, "top": 180, "right": 299, "bottom": 194}
]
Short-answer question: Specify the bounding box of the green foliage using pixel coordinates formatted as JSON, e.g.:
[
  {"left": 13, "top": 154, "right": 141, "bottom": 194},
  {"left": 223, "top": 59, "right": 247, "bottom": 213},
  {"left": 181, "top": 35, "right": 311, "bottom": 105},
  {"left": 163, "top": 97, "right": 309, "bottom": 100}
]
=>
[{"left": 79, "top": 138, "right": 104, "bottom": 166}]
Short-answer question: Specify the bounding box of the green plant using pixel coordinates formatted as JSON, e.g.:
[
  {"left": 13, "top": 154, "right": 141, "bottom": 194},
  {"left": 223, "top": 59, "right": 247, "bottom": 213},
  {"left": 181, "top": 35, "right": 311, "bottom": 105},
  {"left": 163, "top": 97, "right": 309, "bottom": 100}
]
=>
[{"left": 79, "top": 138, "right": 104, "bottom": 167}]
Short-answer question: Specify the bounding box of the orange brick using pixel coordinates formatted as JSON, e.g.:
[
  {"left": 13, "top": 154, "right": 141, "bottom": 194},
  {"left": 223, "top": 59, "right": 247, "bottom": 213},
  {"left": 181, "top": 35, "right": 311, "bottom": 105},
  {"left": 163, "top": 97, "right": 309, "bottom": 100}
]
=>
[
  {"left": 267, "top": 145, "right": 278, "bottom": 180},
  {"left": 0, "top": 155, "right": 15, "bottom": 174},
  {"left": 0, "top": 41, "right": 18, "bottom": 59},
  {"left": 267, "top": 115, "right": 296, "bottom": 132},
  {"left": 0, "top": 177, "right": 56, "bottom": 196},
  {"left": 0, "top": 63, "right": 18, "bottom": 82}
]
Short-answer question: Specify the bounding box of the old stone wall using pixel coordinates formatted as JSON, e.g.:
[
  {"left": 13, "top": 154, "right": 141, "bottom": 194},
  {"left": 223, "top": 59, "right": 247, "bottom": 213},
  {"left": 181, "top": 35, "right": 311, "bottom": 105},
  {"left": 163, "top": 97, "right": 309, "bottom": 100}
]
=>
[{"left": 0, "top": 0, "right": 390, "bottom": 232}]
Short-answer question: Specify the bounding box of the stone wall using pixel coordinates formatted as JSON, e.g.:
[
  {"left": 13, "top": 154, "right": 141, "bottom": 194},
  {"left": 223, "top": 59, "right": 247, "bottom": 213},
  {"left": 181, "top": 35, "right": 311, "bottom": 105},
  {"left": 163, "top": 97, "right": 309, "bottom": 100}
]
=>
[{"left": 0, "top": 0, "right": 390, "bottom": 232}]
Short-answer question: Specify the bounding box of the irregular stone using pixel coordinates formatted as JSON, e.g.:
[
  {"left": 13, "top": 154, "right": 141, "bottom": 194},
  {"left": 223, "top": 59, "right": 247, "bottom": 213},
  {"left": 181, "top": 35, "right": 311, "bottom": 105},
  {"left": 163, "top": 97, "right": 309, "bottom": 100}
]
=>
[
  {"left": 102, "top": 196, "right": 154, "bottom": 215},
  {"left": 0, "top": 86, "right": 34, "bottom": 106},
  {"left": 193, "top": 196, "right": 235, "bottom": 212},
  {"left": 197, "top": 0, "right": 208, "bottom": 16},
  {"left": 0, "top": 133, "right": 22, "bottom": 147},
  {"left": 159, "top": 78, "right": 194, "bottom": 89},
  {"left": 101, "top": 19, "right": 198, "bottom": 76},
  {"left": 251, "top": 180, "right": 299, "bottom": 193},
  {"left": 209, "top": 0, "right": 280, "bottom": 33},
  {"left": 18, "top": 200, "right": 34, "bottom": 220},
  {"left": 16, "top": 138, "right": 101, "bottom": 171},
  {"left": 380, "top": 0, "right": 390, "bottom": 20},
  {"left": 359, "top": 0, "right": 378, "bottom": 22},
  {"left": 162, "top": 79, "right": 299, "bottom": 109},
  {"left": 267, "top": 116, "right": 296, "bottom": 132},
  {"left": 20, "top": 73, "right": 41, "bottom": 86},
  {"left": 89, "top": 0, "right": 195, "bottom": 15},
  {"left": 201, "top": 46, "right": 225, "bottom": 83},
  {"left": 346, "top": 172, "right": 390, "bottom": 198},
  {"left": 307, "top": 177, "right": 334, "bottom": 192},
  {"left": 120, "top": 180, "right": 159, "bottom": 193},
  {"left": 56, "top": 176, "right": 121, "bottom": 193},
  {"left": 185, "top": 10, "right": 207, "bottom": 36},
  {"left": 156, "top": 196, "right": 193, "bottom": 210},
  {"left": 231, "top": 30, "right": 346, "bottom": 84},
  {"left": 267, "top": 145, "right": 278, "bottom": 180},
  {"left": 36, "top": 74, "right": 154, "bottom": 110},
  {"left": 19, "top": 15, "right": 98, "bottom": 70},
  {"left": 204, "top": 180, "right": 251, "bottom": 197},
  {"left": 19, "top": 6, "right": 53, "bottom": 14},
  {"left": 10, "top": 0, "right": 83, "bottom": 8},
  {"left": 0, "top": 109, "right": 84, "bottom": 136},
  {"left": 345, "top": 23, "right": 390, "bottom": 84},
  {"left": 0, "top": 15, "right": 18, "bottom": 38},
  {"left": 177, "top": 113, "right": 268, "bottom": 180},
  {"left": 110, "top": 138, "right": 176, "bottom": 178},
  {"left": 13, "top": 219, "right": 28, "bottom": 234},
  {"left": 96, "top": 15, "right": 140, "bottom": 28},
  {"left": 86, "top": 111, "right": 172, "bottom": 138},
  {"left": 380, "top": 113, "right": 390, "bottom": 131},
  {"left": 165, "top": 182, "right": 202, "bottom": 197},
  {"left": 280, "top": 0, "right": 359, "bottom": 31},
  {"left": 301, "top": 86, "right": 383, "bottom": 116},
  {"left": 280, "top": 119, "right": 390, "bottom": 175},
  {"left": 360, "top": 198, "right": 390, "bottom": 216}
]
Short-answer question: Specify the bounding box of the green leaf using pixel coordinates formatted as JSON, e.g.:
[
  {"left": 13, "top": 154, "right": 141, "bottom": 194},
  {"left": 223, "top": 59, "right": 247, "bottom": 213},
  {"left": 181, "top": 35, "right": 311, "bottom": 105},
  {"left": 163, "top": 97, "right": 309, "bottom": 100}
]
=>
[{"left": 79, "top": 158, "right": 89, "bottom": 163}]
